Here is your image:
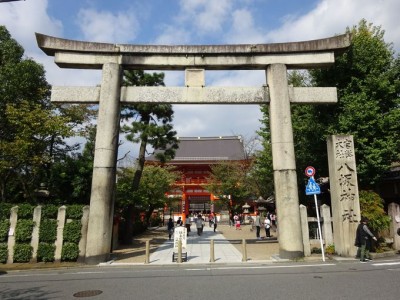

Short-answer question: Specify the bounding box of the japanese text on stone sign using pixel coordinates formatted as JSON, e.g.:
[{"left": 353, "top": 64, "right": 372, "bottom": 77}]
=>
[{"left": 335, "top": 137, "right": 354, "bottom": 159}]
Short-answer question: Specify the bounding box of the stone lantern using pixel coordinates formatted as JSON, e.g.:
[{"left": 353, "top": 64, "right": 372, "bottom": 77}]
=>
[{"left": 242, "top": 203, "right": 250, "bottom": 214}]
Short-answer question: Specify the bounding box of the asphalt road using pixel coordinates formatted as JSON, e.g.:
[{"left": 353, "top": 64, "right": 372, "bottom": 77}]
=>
[{"left": 1, "top": 258, "right": 399, "bottom": 300}]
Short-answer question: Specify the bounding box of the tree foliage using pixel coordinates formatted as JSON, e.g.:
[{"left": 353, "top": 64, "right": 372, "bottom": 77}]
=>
[
  {"left": 359, "top": 190, "right": 390, "bottom": 233},
  {"left": 0, "top": 26, "right": 95, "bottom": 203},
  {"left": 116, "top": 165, "right": 180, "bottom": 224},
  {"left": 206, "top": 161, "right": 255, "bottom": 214},
  {"left": 257, "top": 20, "right": 400, "bottom": 202},
  {"left": 303, "top": 20, "right": 399, "bottom": 188}
]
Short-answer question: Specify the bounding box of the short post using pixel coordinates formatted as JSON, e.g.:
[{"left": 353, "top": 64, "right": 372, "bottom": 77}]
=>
[
  {"left": 210, "top": 239, "right": 215, "bottom": 263},
  {"left": 313, "top": 194, "right": 325, "bottom": 262},
  {"left": 242, "top": 239, "right": 247, "bottom": 262},
  {"left": 178, "top": 240, "right": 182, "bottom": 263},
  {"left": 145, "top": 240, "right": 150, "bottom": 264}
]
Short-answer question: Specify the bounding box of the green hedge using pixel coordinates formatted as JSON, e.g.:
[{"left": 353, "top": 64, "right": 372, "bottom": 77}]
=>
[
  {"left": 15, "top": 219, "right": 34, "bottom": 243},
  {"left": 149, "top": 216, "right": 161, "bottom": 227},
  {"left": 0, "top": 220, "right": 9, "bottom": 242},
  {"left": 39, "top": 219, "right": 57, "bottom": 243},
  {"left": 61, "top": 242, "right": 79, "bottom": 261},
  {"left": 66, "top": 205, "right": 85, "bottom": 219},
  {"left": 0, "top": 203, "right": 12, "bottom": 220},
  {"left": 63, "top": 221, "right": 81, "bottom": 243},
  {"left": 0, "top": 204, "right": 86, "bottom": 263},
  {"left": 16, "top": 203, "right": 34, "bottom": 219},
  {"left": 41, "top": 205, "right": 59, "bottom": 219},
  {"left": 37, "top": 242, "right": 56, "bottom": 262},
  {"left": 0, "top": 243, "right": 7, "bottom": 263},
  {"left": 13, "top": 243, "right": 32, "bottom": 262}
]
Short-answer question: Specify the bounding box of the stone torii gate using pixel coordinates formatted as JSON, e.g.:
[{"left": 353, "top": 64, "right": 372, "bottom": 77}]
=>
[{"left": 36, "top": 33, "right": 350, "bottom": 264}]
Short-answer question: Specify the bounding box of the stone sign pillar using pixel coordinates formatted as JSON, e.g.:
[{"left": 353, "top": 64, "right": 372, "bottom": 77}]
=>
[
  {"left": 267, "top": 64, "right": 303, "bottom": 259},
  {"left": 388, "top": 202, "right": 400, "bottom": 250},
  {"left": 327, "top": 135, "right": 360, "bottom": 257},
  {"left": 85, "top": 63, "right": 122, "bottom": 264}
]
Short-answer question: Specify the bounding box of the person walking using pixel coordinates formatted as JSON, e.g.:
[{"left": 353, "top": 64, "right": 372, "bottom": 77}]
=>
[
  {"left": 167, "top": 218, "right": 174, "bottom": 240},
  {"left": 254, "top": 212, "right": 261, "bottom": 239},
  {"left": 355, "top": 217, "right": 377, "bottom": 262},
  {"left": 185, "top": 214, "right": 191, "bottom": 236},
  {"left": 234, "top": 214, "right": 241, "bottom": 230},
  {"left": 264, "top": 215, "right": 271, "bottom": 238},
  {"left": 213, "top": 214, "right": 218, "bottom": 232},
  {"left": 176, "top": 216, "right": 183, "bottom": 226},
  {"left": 196, "top": 214, "right": 204, "bottom": 236}
]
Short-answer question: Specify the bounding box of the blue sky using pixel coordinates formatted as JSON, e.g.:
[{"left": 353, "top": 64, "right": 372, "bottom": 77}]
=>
[{"left": 1, "top": 0, "right": 399, "bottom": 161}]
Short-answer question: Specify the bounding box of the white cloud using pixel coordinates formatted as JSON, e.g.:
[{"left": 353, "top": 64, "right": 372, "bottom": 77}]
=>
[
  {"left": 76, "top": 8, "right": 139, "bottom": 43},
  {"left": 266, "top": 0, "right": 400, "bottom": 50},
  {"left": 194, "top": 0, "right": 232, "bottom": 33},
  {"left": 173, "top": 104, "right": 262, "bottom": 138},
  {"left": 155, "top": 0, "right": 233, "bottom": 44},
  {"left": 154, "top": 25, "right": 191, "bottom": 45},
  {"left": 0, "top": 0, "right": 63, "bottom": 54},
  {"left": 223, "top": 8, "right": 265, "bottom": 44}
]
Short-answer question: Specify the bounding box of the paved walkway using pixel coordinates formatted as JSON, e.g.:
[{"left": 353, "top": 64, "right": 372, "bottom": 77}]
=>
[
  {"left": 106, "top": 223, "right": 282, "bottom": 266},
  {"left": 149, "top": 225, "right": 243, "bottom": 264}
]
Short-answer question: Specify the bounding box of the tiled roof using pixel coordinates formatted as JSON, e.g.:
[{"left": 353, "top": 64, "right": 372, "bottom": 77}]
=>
[{"left": 148, "top": 136, "right": 246, "bottom": 162}]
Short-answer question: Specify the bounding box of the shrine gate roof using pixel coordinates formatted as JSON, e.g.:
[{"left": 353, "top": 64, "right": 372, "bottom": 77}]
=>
[{"left": 148, "top": 136, "right": 246, "bottom": 163}]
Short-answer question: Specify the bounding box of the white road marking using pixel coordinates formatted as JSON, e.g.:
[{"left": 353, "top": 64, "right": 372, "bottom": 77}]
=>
[
  {"left": 186, "top": 264, "right": 336, "bottom": 271},
  {"left": 372, "top": 262, "right": 400, "bottom": 266}
]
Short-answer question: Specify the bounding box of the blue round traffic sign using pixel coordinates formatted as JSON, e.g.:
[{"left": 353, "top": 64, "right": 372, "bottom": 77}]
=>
[{"left": 305, "top": 166, "right": 315, "bottom": 177}]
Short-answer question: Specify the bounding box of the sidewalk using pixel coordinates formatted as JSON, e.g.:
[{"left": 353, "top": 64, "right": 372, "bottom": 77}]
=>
[
  {"left": 107, "top": 223, "right": 281, "bottom": 265},
  {"left": 1, "top": 223, "right": 335, "bottom": 271}
]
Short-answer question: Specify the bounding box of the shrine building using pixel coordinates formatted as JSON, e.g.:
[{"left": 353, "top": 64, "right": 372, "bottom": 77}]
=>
[{"left": 148, "top": 136, "right": 246, "bottom": 218}]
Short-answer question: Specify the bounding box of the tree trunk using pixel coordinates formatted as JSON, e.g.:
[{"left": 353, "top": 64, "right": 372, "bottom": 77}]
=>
[{"left": 121, "top": 116, "right": 150, "bottom": 245}]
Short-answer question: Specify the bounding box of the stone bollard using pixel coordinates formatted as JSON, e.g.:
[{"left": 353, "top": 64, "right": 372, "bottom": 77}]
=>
[
  {"left": 78, "top": 206, "right": 90, "bottom": 263},
  {"left": 55, "top": 206, "right": 66, "bottom": 263},
  {"left": 300, "top": 204, "right": 311, "bottom": 256},
  {"left": 177, "top": 240, "right": 182, "bottom": 263},
  {"left": 7, "top": 206, "right": 18, "bottom": 264},
  {"left": 145, "top": 240, "right": 150, "bottom": 264},
  {"left": 210, "top": 239, "right": 215, "bottom": 263},
  {"left": 30, "top": 206, "right": 42, "bottom": 263},
  {"left": 242, "top": 239, "right": 247, "bottom": 262}
]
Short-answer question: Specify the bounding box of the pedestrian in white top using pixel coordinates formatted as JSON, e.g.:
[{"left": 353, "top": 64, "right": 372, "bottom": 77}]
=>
[{"left": 264, "top": 217, "right": 271, "bottom": 238}]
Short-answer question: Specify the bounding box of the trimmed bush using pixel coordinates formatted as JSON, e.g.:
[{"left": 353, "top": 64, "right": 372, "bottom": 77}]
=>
[
  {"left": 66, "top": 205, "right": 84, "bottom": 220},
  {"left": 39, "top": 219, "right": 57, "bottom": 243},
  {"left": 0, "top": 220, "right": 10, "bottom": 242},
  {"left": 15, "top": 219, "right": 34, "bottom": 243},
  {"left": 37, "top": 242, "right": 56, "bottom": 262},
  {"left": 63, "top": 221, "right": 81, "bottom": 243},
  {"left": 359, "top": 190, "right": 391, "bottom": 232},
  {"left": 13, "top": 243, "right": 32, "bottom": 262},
  {"left": 41, "top": 205, "right": 59, "bottom": 219},
  {"left": 149, "top": 216, "right": 161, "bottom": 227},
  {"left": 325, "top": 244, "right": 335, "bottom": 255},
  {"left": 61, "top": 242, "right": 79, "bottom": 261},
  {"left": 0, "top": 203, "right": 12, "bottom": 220},
  {"left": 16, "top": 203, "right": 34, "bottom": 219},
  {"left": 132, "top": 220, "right": 146, "bottom": 235},
  {"left": 0, "top": 243, "right": 7, "bottom": 263}
]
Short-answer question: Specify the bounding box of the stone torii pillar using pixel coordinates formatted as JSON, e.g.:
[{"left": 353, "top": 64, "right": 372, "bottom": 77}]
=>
[
  {"left": 267, "top": 64, "right": 303, "bottom": 258},
  {"left": 36, "top": 33, "right": 350, "bottom": 263},
  {"left": 85, "top": 63, "right": 122, "bottom": 264}
]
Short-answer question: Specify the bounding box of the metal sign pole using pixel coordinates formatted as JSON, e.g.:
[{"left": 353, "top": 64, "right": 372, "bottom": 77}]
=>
[{"left": 313, "top": 190, "right": 325, "bottom": 262}]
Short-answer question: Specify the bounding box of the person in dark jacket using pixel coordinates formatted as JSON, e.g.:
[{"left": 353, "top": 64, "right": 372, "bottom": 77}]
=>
[{"left": 355, "top": 217, "right": 377, "bottom": 262}]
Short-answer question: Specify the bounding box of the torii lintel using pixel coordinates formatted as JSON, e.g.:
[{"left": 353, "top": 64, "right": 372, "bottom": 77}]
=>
[{"left": 36, "top": 33, "right": 351, "bottom": 70}]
